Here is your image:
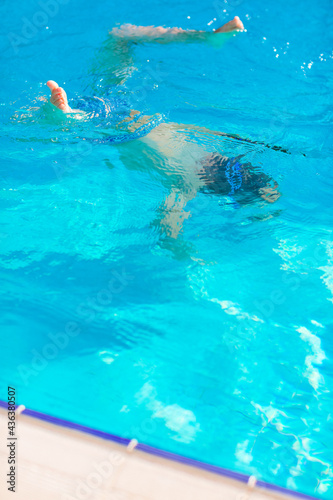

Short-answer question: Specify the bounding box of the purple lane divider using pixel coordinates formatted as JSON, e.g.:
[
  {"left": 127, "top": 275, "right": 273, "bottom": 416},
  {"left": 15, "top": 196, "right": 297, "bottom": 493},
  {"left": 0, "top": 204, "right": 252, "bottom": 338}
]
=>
[
  {"left": 136, "top": 441, "right": 249, "bottom": 482},
  {"left": 23, "top": 407, "right": 131, "bottom": 446},
  {"left": 0, "top": 399, "right": 318, "bottom": 500}
]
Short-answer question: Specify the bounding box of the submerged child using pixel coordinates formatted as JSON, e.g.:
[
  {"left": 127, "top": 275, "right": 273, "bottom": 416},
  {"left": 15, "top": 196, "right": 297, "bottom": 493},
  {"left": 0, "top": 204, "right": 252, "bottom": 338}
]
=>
[{"left": 45, "top": 17, "right": 280, "bottom": 239}]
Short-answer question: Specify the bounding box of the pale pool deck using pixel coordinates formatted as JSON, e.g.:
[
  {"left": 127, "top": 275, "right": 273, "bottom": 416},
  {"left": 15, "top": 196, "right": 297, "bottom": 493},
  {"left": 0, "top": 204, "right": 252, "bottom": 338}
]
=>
[{"left": 0, "top": 407, "right": 311, "bottom": 500}]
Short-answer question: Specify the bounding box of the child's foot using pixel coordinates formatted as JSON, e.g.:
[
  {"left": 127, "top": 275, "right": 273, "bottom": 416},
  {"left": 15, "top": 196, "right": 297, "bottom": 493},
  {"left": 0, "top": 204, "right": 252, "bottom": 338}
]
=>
[
  {"left": 215, "top": 16, "right": 244, "bottom": 33},
  {"left": 47, "top": 80, "right": 72, "bottom": 112}
]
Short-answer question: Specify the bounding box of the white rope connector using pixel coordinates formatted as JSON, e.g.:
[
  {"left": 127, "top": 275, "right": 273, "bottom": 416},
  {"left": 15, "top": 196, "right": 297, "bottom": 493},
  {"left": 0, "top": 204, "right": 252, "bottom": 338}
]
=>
[
  {"left": 16, "top": 405, "right": 26, "bottom": 415},
  {"left": 247, "top": 475, "right": 257, "bottom": 489},
  {"left": 127, "top": 439, "right": 138, "bottom": 453}
]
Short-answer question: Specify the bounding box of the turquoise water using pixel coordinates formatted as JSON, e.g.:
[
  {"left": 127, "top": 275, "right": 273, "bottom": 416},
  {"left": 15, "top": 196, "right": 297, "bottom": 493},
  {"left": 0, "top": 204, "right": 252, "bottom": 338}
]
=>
[{"left": 1, "top": 0, "right": 333, "bottom": 498}]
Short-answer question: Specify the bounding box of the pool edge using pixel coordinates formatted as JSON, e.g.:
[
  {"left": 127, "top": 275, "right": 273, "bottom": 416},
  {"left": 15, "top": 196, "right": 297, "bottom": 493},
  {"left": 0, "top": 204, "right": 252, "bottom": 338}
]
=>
[{"left": 0, "top": 399, "right": 319, "bottom": 500}]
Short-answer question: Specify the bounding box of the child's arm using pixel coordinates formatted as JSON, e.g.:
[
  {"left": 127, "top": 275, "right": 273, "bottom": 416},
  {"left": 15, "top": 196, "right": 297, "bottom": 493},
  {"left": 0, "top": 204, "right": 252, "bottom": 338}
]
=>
[
  {"left": 110, "top": 17, "right": 244, "bottom": 44},
  {"left": 94, "top": 16, "right": 244, "bottom": 86}
]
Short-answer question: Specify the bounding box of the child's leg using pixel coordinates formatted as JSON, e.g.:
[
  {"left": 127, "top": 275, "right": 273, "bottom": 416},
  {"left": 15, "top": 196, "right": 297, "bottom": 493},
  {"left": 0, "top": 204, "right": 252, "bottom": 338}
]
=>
[
  {"left": 47, "top": 80, "right": 86, "bottom": 115},
  {"left": 47, "top": 80, "right": 72, "bottom": 113}
]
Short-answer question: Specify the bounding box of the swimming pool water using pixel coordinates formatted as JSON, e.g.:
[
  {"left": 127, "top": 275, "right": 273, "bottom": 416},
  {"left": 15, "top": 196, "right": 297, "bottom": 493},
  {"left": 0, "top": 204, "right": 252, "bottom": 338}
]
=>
[{"left": 1, "top": 0, "right": 333, "bottom": 498}]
